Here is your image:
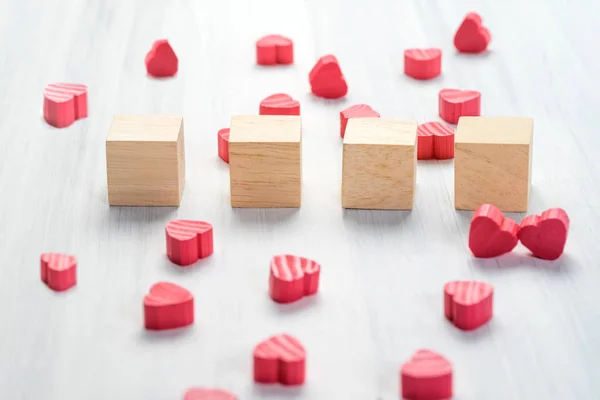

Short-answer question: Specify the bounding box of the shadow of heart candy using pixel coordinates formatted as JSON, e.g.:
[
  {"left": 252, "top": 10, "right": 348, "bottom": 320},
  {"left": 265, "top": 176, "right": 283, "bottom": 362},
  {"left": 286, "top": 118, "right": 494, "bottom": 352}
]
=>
[
  {"left": 454, "top": 12, "right": 491, "bottom": 53},
  {"left": 518, "top": 208, "right": 570, "bottom": 260},
  {"left": 340, "top": 104, "right": 380, "bottom": 138},
  {"left": 256, "top": 35, "right": 294, "bottom": 65},
  {"left": 400, "top": 349, "right": 453, "bottom": 400},
  {"left": 259, "top": 93, "right": 300, "bottom": 116},
  {"left": 184, "top": 388, "right": 237, "bottom": 400},
  {"left": 469, "top": 204, "right": 519, "bottom": 258},
  {"left": 269, "top": 254, "right": 321, "bottom": 304},
  {"left": 309, "top": 55, "right": 348, "bottom": 99},
  {"left": 444, "top": 280, "right": 493, "bottom": 331},
  {"left": 145, "top": 39, "right": 178, "bottom": 78},
  {"left": 40, "top": 253, "right": 77, "bottom": 292},
  {"left": 253, "top": 333, "right": 306, "bottom": 385},
  {"left": 43, "top": 83, "right": 88, "bottom": 128},
  {"left": 143, "top": 282, "right": 194, "bottom": 330},
  {"left": 166, "top": 220, "right": 214, "bottom": 266}
]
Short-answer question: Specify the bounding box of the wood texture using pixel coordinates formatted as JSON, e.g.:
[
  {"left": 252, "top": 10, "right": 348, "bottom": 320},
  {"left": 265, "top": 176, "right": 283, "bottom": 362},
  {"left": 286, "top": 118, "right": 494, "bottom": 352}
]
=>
[
  {"left": 1, "top": 0, "right": 600, "bottom": 399},
  {"left": 342, "top": 118, "right": 417, "bottom": 209},
  {"left": 455, "top": 116, "right": 533, "bottom": 211}
]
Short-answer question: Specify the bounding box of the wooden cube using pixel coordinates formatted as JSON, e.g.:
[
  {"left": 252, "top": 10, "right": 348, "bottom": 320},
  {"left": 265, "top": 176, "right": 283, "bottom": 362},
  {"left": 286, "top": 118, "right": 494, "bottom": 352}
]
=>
[
  {"left": 106, "top": 115, "right": 185, "bottom": 206},
  {"left": 455, "top": 116, "right": 533, "bottom": 212},
  {"left": 229, "top": 115, "right": 302, "bottom": 208},
  {"left": 342, "top": 118, "right": 417, "bottom": 210}
]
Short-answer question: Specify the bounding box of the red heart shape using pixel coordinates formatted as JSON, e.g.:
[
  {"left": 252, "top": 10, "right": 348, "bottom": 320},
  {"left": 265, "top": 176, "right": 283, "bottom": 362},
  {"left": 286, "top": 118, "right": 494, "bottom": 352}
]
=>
[
  {"left": 256, "top": 34, "right": 294, "bottom": 65},
  {"left": 417, "top": 122, "right": 454, "bottom": 160},
  {"left": 404, "top": 48, "right": 442, "bottom": 80},
  {"left": 339, "top": 104, "right": 380, "bottom": 138},
  {"left": 145, "top": 39, "right": 178, "bottom": 78},
  {"left": 259, "top": 93, "right": 300, "bottom": 116},
  {"left": 309, "top": 55, "right": 348, "bottom": 99},
  {"left": 166, "top": 220, "right": 214, "bottom": 266},
  {"left": 518, "top": 208, "right": 570, "bottom": 260},
  {"left": 400, "top": 349, "right": 453, "bottom": 400},
  {"left": 43, "top": 83, "right": 88, "bottom": 128},
  {"left": 143, "top": 282, "right": 194, "bottom": 330},
  {"left": 269, "top": 254, "right": 321, "bottom": 304},
  {"left": 184, "top": 387, "right": 237, "bottom": 400},
  {"left": 439, "top": 89, "right": 481, "bottom": 124},
  {"left": 253, "top": 333, "right": 306, "bottom": 385},
  {"left": 444, "top": 280, "right": 493, "bottom": 330},
  {"left": 469, "top": 204, "right": 519, "bottom": 258},
  {"left": 453, "top": 12, "right": 491, "bottom": 54},
  {"left": 40, "top": 253, "right": 77, "bottom": 292},
  {"left": 218, "top": 128, "right": 230, "bottom": 163}
]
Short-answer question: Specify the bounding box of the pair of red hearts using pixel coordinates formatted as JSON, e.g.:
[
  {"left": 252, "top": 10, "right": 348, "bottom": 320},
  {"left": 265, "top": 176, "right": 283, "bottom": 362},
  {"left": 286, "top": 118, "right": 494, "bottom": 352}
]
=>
[
  {"left": 43, "top": 83, "right": 88, "bottom": 128},
  {"left": 269, "top": 254, "right": 321, "bottom": 304},
  {"left": 145, "top": 39, "right": 178, "bottom": 78},
  {"left": 166, "top": 220, "right": 214, "bottom": 266},
  {"left": 469, "top": 204, "right": 570, "bottom": 260}
]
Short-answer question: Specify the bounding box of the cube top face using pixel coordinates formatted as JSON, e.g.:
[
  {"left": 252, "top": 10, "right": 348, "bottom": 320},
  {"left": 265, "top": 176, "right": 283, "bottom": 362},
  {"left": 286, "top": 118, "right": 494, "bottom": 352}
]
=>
[
  {"left": 229, "top": 115, "right": 301, "bottom": 144},
  {"left": 343, "top": 118, "right": 417, "bottom": 146},
  {"left": 456, "top": 117, "right": 533, "bottom": 145},
  {"left": 107, "top": 115, "right": 183, "bottom": 142}
]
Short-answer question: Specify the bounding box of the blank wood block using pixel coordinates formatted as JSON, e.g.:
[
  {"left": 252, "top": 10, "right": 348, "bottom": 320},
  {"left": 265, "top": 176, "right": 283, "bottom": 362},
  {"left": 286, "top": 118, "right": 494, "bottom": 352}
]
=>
[
  {"left": 455, "top": 116, "right": 533, "bottom": 212},
  {"left": 342, "top": 118, "right": 417, "bottom": 210},
  {"left": 229, "top": 115, "right": 302, "bottom": 208},
  {"left": 106, "top": 115, "right": 185, "bottom": 206}
]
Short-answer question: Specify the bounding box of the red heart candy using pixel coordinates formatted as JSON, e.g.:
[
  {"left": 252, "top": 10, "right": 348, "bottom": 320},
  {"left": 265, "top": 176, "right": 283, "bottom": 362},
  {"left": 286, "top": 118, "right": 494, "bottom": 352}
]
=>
[
  {"left": 43, "top": 83, "right": 88, "bottom": 128},
  {"left": 269, "top": 254, "right": 321, "bottom": 304},
  {"left": 469, "top": 204, "right": 520, "bottom": 258},
  {"left": 439, "top": 89, "right": 481, "bottom": 124},
  {"left": 417, "top": 122, "right": 454, "bottom": 160},
  {"left": 166, "top": 220, "right": 214, "bottom": 266},
  {"left": 184, "top": 387, "right": 237, "bottom": 400},
  {"left": 339, "top": 104, "right": 380, "bottom": 138},
  {"left": 256, "top": 34, "right": 294, "bottom": 65},
  {"left": 40, "top": 253, "right": 77, "bottom": 292},
  {"left": 444, "top": 280, "right": 493, "bottom": 331},
  {"left": 400, "top": 349, "right": 453, "bottom": 400},
  {"left": 518, "top": 208, "right": 570, "bottom": 260},
  {"left": 309, "top": 55, "right": 348, "bottom": 99},
  {"left": 404, "top": 48, "right": 442, "bottom": 80},
  {"left": 259, "top": 93, "right": 300, "bottom": 116},
  {"left": 454, "top": 12, "right": 491, "bottom": 54},
  {"left": 218, "top": 128, "right": 230, "bottom": 163},
  {"left": 143, "top": 282, "right": 194, "bottom": 330},
  {"left": 145, "top": 39, "right": 178, "bottom": 78},
  {"left": 253, "top": 333, "right": 306, "bottom": 385}
]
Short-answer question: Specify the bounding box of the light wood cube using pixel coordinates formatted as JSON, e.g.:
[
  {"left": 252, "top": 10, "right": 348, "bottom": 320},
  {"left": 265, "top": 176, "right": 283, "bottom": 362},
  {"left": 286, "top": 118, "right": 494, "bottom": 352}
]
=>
[
  {"left": 342, "top": 118, "right": 417, "bottom": 210},
  {"left": 455, "top": 116, "right": 533, "bottom": 212},
  {"left": 106, "top": 115, "right": 185, "bottom": 206},
  {"left": 229, "top": 115, "right": 302, "bottom": 208}
]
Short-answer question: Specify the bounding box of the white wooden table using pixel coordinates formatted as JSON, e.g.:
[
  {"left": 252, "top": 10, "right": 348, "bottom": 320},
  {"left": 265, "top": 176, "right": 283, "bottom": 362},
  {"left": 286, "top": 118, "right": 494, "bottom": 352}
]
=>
[{"left": 1, "top": 0, "right": 599, "bottom": 399}]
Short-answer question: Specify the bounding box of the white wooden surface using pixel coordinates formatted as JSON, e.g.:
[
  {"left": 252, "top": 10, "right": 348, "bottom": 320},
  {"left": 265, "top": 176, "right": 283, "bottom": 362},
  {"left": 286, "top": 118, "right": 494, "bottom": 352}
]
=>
[{"left": 1, "top": 0, "right": 599, "bottom": 399}]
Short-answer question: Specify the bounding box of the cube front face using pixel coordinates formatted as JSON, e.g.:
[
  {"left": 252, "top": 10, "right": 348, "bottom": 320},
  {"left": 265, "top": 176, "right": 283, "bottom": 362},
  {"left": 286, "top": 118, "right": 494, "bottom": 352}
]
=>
[
  {"left": 454, "top": 117, "right": 533, "bottom": 212},
  {"left": 342, "top": 118, "right": 417, "bottom": 210},
  {"left": 229, "top": 115, "right": 302, "bottom": 208},
  {"left": 106, "top": 115, "right": 185, "bottom": 206}
]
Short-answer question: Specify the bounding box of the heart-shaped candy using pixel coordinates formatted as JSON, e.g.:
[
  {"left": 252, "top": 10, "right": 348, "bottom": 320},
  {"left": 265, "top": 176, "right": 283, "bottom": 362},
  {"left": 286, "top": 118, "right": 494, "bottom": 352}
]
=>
[
  {"left": 218, "top": 128, "right": 230, "bottom": 163},
  {"left": 184, "top": 387, "right": 237, "bottom": 400},
  {"left": 259, "top": 93, "right": 300, "bottom": 116},
  {"left": 40, "top": 253, "right": 77, "bottom": 292},
  {"left": 269, "top": 254, "right": 321, "bottom": 304},
  {"left": 454, "top": 12, "right": 491, "bottom": 54},
  {"left": 444, "top": 280, "right": 493, "bottom": 330},
  {"left": 143, "top": 282, "right": 194, "bottom": 330},
  {"left": 518, "top": 208, "right": 570, "bottom": 260},
  {"left": 404, "top": 48, "right": 442, "bottom": 80},
  {"left": 256, "top": 34, "right": 294, "bottom": 65},
  {"left": 438, "top": 88, "right": 481, "bottom": 124},
  {"left": 401, "top": 349, "right": 453, "bottom": 400},
  {"left": 340, "top": 104, "right": 380, "bottom": 138},
  {"left": 166, "top": 220, "right": 214, "bottom": 266},
  {"left": 253, "top": 333, "right": 306, "bottom": 385},
  {"left": 417, "top": 122, "right": 454, "bottom": 160},
  {"left": 469, "top": 204, "right": 520, "bottom": 258},
  {"left": 43, "top": 83, "right": 88, "bottom": 128},
  {"left": 309, "top": 55, "right": 348, "bottom": 99},
  {"left": 145, "top": 39, "right": 178, "bottom": 78}
]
